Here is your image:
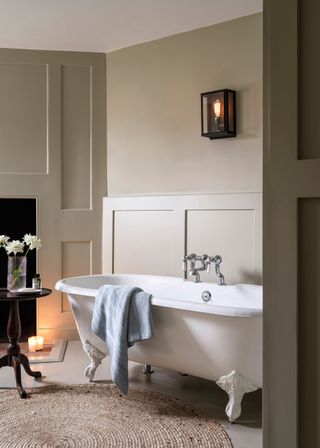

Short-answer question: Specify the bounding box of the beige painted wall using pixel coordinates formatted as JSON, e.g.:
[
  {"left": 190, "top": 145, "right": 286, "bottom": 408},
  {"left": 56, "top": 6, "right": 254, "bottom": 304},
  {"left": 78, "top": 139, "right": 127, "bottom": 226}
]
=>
[
  {"left": 0, "top": 49, "right": 106, "bottom": 341},
  {"left": 106, "top": 13, "right": 262, "bottom": 196}
]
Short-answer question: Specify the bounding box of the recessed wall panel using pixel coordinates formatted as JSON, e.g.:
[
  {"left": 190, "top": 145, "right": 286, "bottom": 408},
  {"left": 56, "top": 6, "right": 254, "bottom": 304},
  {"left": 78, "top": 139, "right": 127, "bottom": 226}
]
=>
[
  {"left": 299, "top": 199, "right": 320, "bottom": 446},
  {"left": 299, "top": 0, "right": 320, "bottom": 159},
  {"left": 62, "top": 65, "right": 92, "bottom": 209},
  {"left": 186, "top": 209, "right": 257, "bottom": 284},
  {"left": 113, "top": 210, "right": 174, "bottom": 275},
  {"left": 61, "top": 241, "right": 92, "bottom": 312},
  {"left": 0, "top": 63, "right": 47, "bottom": 173}
]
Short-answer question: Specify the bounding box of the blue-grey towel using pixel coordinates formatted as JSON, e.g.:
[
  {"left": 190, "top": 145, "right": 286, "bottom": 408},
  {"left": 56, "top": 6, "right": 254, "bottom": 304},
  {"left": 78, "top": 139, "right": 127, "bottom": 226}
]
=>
[{"left": 91, "top": 285, "right": 153, "bottom": 395}]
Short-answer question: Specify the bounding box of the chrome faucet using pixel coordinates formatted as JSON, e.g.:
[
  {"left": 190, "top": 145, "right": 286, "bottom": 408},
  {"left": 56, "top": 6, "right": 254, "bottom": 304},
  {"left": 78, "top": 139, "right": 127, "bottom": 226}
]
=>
[
  {"left": 185, "top": 254, "right": 209, "bottom": 283},
  {"left": 182, "top": 253, "right": 226, "bottom": 285},
  {"left": 209, "top": 255, "right": 226, "bottom": 286}
]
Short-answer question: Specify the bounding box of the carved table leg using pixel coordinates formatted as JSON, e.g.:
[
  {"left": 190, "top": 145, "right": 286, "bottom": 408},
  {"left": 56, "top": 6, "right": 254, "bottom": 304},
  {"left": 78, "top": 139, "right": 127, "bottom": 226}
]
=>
[
  {"left": 12, "top": 355, "right": 27, "bottom": 399},
  {"left": 4, "top": 299, "right": 42, "bottom": 398},
  {"left": 216, "top": 370, "right": 258, "bottom": 423},
  {"left": 7, "top": 300, "right": 21, "bottom": 355},
  {"left": 20, "top": 353, "right": 42, "bottom": 378}
]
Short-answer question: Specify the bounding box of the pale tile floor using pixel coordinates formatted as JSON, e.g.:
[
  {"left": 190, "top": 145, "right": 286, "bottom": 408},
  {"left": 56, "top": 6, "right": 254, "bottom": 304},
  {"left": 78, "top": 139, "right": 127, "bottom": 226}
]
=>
[{"left": 0, "top": 341, "right": 262, "bottom": 448}]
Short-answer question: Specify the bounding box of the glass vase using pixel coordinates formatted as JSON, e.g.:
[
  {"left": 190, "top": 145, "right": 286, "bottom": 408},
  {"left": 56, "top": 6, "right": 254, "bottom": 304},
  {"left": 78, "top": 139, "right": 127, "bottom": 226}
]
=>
[{"left": 7, "top": 256, "right": 27, "bottom": 291}]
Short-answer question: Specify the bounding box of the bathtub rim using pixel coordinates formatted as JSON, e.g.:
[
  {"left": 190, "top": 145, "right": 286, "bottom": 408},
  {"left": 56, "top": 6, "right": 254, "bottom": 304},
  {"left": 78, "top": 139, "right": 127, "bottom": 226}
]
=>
[{"left": 55, "top": 274, "right": 262, "bottom": 318}]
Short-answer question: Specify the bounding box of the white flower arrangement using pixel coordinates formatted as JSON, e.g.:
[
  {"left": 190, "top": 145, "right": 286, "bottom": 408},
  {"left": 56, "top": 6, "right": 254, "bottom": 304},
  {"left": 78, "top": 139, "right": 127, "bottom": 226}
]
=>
[
  {"left": 0, "top": 234, "right": 42, "bottom": 256},
  {"left": 1, "top": 234, "right": 42, "bottom": 290}
]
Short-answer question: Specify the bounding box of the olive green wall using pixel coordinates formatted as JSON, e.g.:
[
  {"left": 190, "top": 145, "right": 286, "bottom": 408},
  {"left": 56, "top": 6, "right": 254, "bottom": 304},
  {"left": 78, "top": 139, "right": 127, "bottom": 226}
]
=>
[{"left": 106, "top": 13, "right": 262, "bottom": 196}]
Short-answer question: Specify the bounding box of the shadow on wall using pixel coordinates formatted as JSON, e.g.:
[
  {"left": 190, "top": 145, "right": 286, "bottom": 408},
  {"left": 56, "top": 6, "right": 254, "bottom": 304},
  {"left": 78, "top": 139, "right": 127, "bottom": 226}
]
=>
[
  {"left": 236, "top": 82, "right": 262, "bottom": 139},
  {"left": 240, "top": 270, "right": 262, "bottom": 285}
]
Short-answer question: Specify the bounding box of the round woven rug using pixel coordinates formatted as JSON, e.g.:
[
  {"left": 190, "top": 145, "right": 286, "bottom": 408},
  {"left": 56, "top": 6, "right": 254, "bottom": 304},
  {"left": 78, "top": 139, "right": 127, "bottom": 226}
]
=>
[{"left": 0, "top": 384, "right": 232, "bottom": 447}]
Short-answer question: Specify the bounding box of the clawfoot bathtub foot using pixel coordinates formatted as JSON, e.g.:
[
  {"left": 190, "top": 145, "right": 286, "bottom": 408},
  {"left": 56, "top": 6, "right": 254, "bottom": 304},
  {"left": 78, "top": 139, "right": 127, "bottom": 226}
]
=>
[
  {"left": 83, "top": 340, "right": 106, "bottom": 381},
  {"left": 216, "top": 370, "right": 258, "bottom": 423}
]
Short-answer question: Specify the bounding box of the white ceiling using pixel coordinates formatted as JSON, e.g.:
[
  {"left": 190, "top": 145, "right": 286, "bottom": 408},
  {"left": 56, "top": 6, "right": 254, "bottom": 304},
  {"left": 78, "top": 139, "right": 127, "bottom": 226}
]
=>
[{"left": 0, "top": 0, "right": 262, "bottom": 53}]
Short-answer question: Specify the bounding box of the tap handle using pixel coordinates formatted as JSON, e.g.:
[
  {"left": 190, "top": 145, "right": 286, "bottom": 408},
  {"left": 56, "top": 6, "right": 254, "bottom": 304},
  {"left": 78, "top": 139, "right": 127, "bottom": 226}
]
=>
[
  {"left": 209, "top": 255, "right": 222, "bottom": 265},
  {"left": 200, "top": 254, "right": 209, "bottom": 271},
  {"left": 187, "top": 253, "right": 197, "bottom": 269}
]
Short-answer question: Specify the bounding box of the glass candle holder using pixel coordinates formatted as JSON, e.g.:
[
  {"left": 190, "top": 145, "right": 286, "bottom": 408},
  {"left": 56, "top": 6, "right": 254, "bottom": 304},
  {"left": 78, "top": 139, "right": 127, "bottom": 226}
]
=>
[{"left": 28, "top": 336, "right": 44, "bottom": 352}]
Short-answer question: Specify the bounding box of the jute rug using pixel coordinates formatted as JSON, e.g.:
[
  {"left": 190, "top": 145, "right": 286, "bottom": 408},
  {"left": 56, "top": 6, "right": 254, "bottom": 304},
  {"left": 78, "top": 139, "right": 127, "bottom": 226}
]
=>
[{"left": 0, "top": 384, "right": 233, "bottom": 447}]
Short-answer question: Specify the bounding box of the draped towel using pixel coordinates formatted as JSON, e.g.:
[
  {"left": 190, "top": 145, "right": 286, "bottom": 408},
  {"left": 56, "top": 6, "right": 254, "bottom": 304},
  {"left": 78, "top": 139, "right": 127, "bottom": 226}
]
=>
[{"left": 92, "top": 285, "right": 153, "bottom": 394}]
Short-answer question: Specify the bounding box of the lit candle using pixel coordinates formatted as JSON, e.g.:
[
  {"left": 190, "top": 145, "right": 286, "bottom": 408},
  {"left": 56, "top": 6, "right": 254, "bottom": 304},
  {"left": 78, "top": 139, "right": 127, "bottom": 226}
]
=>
[
  {"left": 28, "top": 336, "right": 44, "bottom": 352},
  {"left": 213, "top": 99, "right": 221, "bottom": 118}
]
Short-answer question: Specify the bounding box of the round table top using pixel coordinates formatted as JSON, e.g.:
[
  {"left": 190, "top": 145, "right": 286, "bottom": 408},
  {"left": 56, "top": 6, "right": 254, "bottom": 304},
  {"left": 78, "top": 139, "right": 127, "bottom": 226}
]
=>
[{"left": 0, "top": 288, "right": 52, "bottom": 301}]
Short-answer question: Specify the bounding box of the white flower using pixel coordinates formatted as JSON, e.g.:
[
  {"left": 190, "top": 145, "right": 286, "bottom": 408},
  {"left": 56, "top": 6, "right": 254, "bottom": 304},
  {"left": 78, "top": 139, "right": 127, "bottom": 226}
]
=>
[
  {"left": 23, "top": 234, "right": 42, "bottom": 250},
  {"left": 23, "top": 234, "right": 35, "bottom": 245},
  {"left": 29, "top": 237, "right": 41, "bottom": 250},
  {"left": 0, "top": 235, "right": 9, "bottom": 247},
  {"left": 5, "top": 240, "right": 25, "bottom": 255}
]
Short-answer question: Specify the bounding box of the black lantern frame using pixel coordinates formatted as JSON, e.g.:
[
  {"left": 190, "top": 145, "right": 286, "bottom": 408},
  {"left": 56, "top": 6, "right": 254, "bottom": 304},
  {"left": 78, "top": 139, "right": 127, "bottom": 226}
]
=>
[{"left": 201, "top": 89, "right": 236, "bottom": 140}]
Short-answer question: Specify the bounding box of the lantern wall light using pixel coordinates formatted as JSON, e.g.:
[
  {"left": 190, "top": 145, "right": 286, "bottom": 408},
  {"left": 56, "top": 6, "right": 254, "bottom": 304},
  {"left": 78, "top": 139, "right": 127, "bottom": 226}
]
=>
[{"left": 201, "top": 89, "right": 236, "bottom": 140}]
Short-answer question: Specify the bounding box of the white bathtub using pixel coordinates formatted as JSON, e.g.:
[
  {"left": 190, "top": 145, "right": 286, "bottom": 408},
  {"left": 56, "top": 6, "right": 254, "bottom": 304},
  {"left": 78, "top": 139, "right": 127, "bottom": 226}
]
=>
[{"left": 55, "top": 274, "right": 262, "bottom": 422}]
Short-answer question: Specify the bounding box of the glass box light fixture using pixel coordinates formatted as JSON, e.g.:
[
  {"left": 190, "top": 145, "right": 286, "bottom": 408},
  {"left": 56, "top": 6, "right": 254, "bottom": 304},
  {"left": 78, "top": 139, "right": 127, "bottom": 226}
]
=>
[{"left": 201, "top": 89, "right": 236, "bottom": 140}]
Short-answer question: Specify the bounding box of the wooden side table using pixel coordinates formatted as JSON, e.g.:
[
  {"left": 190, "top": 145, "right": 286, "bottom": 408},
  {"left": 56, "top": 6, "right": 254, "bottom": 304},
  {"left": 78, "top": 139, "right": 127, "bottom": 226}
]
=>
[{"left": 0, "top": 288, "right": 51, "bottom": 398}]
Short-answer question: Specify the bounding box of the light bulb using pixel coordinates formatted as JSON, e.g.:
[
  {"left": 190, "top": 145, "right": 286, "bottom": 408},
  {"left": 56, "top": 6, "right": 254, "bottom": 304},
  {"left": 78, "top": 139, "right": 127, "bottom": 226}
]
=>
[{"left": 213, "top": 99, "right": 221, "bottom": 118}]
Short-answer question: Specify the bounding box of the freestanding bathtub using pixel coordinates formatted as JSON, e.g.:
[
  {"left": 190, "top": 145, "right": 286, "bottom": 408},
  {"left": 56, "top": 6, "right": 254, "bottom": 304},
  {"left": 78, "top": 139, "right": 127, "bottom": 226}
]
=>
[{"left": 55, "top": 274, "right": 262, "bottom": 422}]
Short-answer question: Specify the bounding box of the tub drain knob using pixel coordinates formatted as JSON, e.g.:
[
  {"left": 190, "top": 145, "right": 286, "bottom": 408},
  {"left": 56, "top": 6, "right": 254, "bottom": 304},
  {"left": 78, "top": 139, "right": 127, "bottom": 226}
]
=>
[{"left": 202, "top": 291, "right": 212, "bottom": 302}]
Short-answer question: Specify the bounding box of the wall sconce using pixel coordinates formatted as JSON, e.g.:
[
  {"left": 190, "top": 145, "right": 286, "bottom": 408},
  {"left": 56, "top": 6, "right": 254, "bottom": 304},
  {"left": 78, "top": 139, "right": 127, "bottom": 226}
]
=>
[{"left": 201, "top": 89, "right": 236, "bottom": 140}]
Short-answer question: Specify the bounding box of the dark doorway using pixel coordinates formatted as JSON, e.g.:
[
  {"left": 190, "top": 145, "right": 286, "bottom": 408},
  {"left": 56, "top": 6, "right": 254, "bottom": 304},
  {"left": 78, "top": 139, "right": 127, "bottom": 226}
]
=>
[{"left": 0, "top": 198, "right": 37, "bottom": 341}]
